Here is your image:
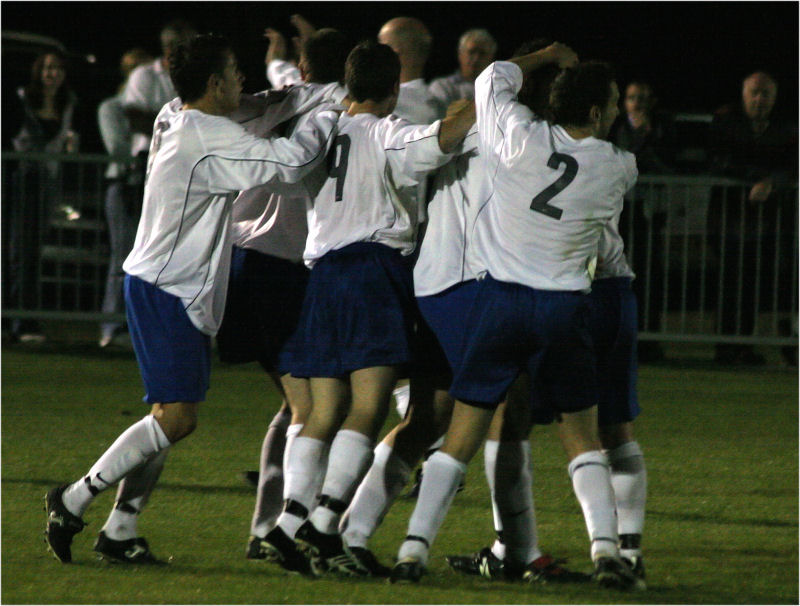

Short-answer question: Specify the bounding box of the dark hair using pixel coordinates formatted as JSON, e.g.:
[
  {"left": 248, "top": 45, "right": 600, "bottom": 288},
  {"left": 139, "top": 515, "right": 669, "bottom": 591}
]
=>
[
  {"left": 549, "top": 61, "right": 615, "bottom": 127},
  {"left": 303, "top": 28, "right": 350, "bottom": 85},
  {"left": 344, "top": 40, "right": 400, "bottom": 103},
  {"left": 513, "top": 38, "right": 560, "bottom": 120},
  {"left": 25, "top": 50, "right": 69, "bottom": 113},
  {"left": 169, "top": 33, "right": 231, "bottom": 103}
]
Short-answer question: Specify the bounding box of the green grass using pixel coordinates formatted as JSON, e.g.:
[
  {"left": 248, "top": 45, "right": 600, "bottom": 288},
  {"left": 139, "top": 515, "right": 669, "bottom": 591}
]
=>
[{"left": 2, "top": 345, "right": 797, "bottom": 604}]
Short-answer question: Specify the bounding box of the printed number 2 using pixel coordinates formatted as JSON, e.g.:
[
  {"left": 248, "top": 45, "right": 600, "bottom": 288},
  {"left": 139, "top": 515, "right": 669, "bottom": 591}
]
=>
[
  {"left": 530, "top": 152, "right": 579, "bottom": 220},
  {"left": 327, "top": 135, "right": 351, "bottom": 202}
]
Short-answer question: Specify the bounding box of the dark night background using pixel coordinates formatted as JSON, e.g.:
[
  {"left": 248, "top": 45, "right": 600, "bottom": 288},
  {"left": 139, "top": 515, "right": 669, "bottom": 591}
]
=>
[{"left": 3, "top": 1, "right": 798, "bottom": 152}]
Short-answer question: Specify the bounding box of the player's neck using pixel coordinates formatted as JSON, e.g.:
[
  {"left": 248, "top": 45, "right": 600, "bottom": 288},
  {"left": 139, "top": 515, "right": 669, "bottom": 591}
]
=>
[
  {"left": 348, "top": 98, "right": 394, "bottom": 118},
  {"left": 183, "top": 97, "right": 225, "bottom": 116},
  {"left": 562, "top": 124, "right": 595, "bottom": 140}
]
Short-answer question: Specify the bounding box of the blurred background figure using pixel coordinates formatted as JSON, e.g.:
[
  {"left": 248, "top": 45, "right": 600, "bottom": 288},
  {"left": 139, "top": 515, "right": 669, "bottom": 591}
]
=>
[
  {"left": 428, "top": 28, "right": 496, "bottom": 117},
  {"left": 7, "top": 50, "right": 80, "bottom": 342},
  {"left": 97, "top": 48, "right": 154, "bottom": 348},
  {"left": 708, "top": 71, "right": 798, "bottom": 365},
  {"left": 611, "top": 81, "right": 676, "bottom": 362},
  {"left": 122, "top": 19, "right": 196, "bottom": 190},
  {"left": 264, "top": 13, "right": 318, "bottom": 89},
  {"left": 377, "top": 16, "right": 438, "bottom": 124}
]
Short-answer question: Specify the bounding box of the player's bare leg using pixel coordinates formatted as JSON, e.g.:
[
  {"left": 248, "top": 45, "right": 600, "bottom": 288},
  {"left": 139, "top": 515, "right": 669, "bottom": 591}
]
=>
[
  {"left": 291, "top": 366, "right": 400, "bottom": 576},
  {"left": 600, "top": 421, "right": 647, "bottom": 588},
  {"left": 340, "top": 373, "right": 452, "bottom": 571}
]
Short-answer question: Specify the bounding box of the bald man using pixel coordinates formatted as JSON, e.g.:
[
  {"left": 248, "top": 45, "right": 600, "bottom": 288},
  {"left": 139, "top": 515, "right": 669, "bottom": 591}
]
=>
[
  {"left": 377, "top": 17, "right": 439, "bottom": 124},
  {"left": 709, "top": 70, "right": 798, "bottom": 365}
]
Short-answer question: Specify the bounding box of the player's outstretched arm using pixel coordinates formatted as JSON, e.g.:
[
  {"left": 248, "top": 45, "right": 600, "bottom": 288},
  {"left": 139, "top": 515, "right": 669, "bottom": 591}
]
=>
[
  {"left": 509, "top": 42, "right": 578, "bottom": 75},
  {"left": 437, "top": 100, "right": 476, "bottom": 153}
]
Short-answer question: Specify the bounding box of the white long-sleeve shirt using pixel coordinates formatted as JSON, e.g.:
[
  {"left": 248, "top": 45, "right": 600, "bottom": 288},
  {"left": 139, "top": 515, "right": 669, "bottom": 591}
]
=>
[
  {"left": 472, "top": 61, "right": 638, "bottom": 292},
  {"left": 123, "top": 98, "right": 337, "bottom": 335},
  {"left": 303, "top": 112, "right": 451, "bottom": 267},
  {"left": 230, "top": 83, "right": 347, "bottom": 262},
  {"left": 414, "top": 126, "right": 488, "bottom": 296}
]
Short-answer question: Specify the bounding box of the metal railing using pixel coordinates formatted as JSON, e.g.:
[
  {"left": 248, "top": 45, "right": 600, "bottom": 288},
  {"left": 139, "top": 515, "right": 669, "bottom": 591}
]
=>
[
  {"left": 624, "top": 175, "right": 798, "bottom": 345},
  {"left": 2, "top": 152, "right": 798, "bottom": 347}
]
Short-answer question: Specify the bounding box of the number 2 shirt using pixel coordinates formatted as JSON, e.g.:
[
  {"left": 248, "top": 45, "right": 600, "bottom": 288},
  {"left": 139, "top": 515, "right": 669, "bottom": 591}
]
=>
[
  {"left": 472, "top": 61, "right": 638, "bottom": 292},
  {"left": 302, "top": 112, "right": 452, "bottom": 268}
]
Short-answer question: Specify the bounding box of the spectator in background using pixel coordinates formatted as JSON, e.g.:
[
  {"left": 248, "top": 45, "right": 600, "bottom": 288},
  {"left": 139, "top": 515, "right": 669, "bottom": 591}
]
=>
[
  {"left": 377, "top": 17, "right": 439, "bottom": 124},
  {"left": 122, "top": 20, "right": 196, "bottom": 167},
  {"left": 428, "top": 28, "right": 497, "bottom": 118},
  {"left": 610, "top": 81, "right": 676, "bottom": 363},
  {"left": 7, "top": 50, "right": 80, "bottom": 342},
  {"left": 97, "top": 48, "right": 154, "bottom": 348},
  {"left": 708, "top": 71, "right": 798, "bottom": 365}
]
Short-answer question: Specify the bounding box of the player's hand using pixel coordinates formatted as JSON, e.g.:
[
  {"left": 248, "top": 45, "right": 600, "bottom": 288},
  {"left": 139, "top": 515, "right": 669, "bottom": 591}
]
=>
[
  {"left": 546, "top": 42, "right": 579, "bottom": 69},
  {"left": 264, "top": 28, "right": 288, "bottom": 63},
  {"left": 749, "top": 178, "right": 773, "bottom": 203},
  {"left": 290, "top": 14, "right": 316, "bottom": 42},
  {"left": 445, "top": 98, "right": 472, "bottom": 118}
]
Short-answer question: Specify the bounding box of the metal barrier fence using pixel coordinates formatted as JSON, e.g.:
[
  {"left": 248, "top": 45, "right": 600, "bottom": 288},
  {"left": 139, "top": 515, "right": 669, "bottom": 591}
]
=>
[{"left": 2, "top": 152, "right": 798, "bottom": 346}]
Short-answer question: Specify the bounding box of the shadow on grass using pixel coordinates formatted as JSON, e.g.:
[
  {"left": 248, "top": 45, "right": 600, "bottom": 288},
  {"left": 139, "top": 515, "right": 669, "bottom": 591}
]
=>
[{"left": 3, "top": 477, "right": 254, "bottom": 496}]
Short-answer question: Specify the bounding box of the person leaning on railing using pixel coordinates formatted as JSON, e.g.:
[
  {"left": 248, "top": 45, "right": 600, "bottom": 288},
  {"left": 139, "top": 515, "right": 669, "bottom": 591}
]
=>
[
  {"left": 707, "top": 71, "right": 798, "bottom": 365},
  {"left": 7, "top": 49, "right": 80, "bottom": 342}
]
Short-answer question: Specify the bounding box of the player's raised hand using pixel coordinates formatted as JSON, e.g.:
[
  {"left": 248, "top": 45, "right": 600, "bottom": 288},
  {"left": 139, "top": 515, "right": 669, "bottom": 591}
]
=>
[
  {"left": 546, "top": 42, "right": 579, "bottom": 69},
  {"left": 290, "top": 14, "right": 316, "bottom": 43},
  {"left": 264, "top": 28, "right": 288, "bottom": 64}
]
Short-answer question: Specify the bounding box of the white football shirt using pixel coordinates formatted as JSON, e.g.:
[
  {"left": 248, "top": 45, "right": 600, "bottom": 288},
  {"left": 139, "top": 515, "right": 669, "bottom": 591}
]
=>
[
  {"left": 302, "top": 112, "right": 451, "bottom": 267},
  {"left": 266, "top": 58, "right": 303, "bottom": 89},
  {"left": 595, "top": 211, "right": 635, "bottom": 280},
  {"left": 231, "top": 83, "right": 347, "bottom": 262},
  {"left": 414, "top": 127, "right": 488, "bottom": 296},
  {"left": 473, "top": 61, "right": 638, "bottom": 292},
  {"left": 122, "top": 98, "right": 337, "bottom": 336}
]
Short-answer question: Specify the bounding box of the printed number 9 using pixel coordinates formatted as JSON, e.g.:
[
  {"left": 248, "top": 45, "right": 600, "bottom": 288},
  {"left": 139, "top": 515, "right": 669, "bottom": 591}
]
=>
[{"left": 327, "top": 135, "right": 351, "bottom": 202}]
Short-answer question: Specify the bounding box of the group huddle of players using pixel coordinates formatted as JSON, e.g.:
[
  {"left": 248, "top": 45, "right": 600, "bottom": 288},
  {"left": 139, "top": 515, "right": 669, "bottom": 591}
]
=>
[{"left": 45, "top": 16, "right": 647, "bottom": 592}]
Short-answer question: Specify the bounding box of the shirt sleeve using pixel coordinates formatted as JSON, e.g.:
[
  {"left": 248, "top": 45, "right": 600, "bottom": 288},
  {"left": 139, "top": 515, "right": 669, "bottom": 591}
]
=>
[
  {"left": 382, "top": 116, "right": 452, "bottom": 185},
  {"left": 204, "top": 108, "right": 337, "bottom": 194},
  {"left": 266, "top": 59, "right": 303, "bottom": 89},
  {"left": 97, "top": 98, "right": 130, "bottom": 157},
  {"left": 474, "top": 61, "right": 536, "bottom": 165},
  {"left": 122, "top": 65, "right": 157, "bottom": 112}
]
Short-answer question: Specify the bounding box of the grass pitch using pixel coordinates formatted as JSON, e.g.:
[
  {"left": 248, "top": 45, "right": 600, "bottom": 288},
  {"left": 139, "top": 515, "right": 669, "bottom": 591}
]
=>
[{"left": 2, "top": 344, "right": 797, "bottom": 604}]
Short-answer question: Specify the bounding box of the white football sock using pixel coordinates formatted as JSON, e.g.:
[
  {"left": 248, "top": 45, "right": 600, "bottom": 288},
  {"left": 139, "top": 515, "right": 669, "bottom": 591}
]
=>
[
  {"left": 310, "top": 430, "right": 373, "bottom": 534},
  {"left": 250, "top": 408, "right": 292, "bottom": 537},
  {"left": 341, "top": 441, "right": 411, "bottom": 548},
  {"left": 398, "top": 451, "right": 466, "bottom": 566},
  {"left": 494, "top": 440, "right": 540, "bottom": 565},
  {"left": 393, "top": 383, "right": 411, "bottom": 418},
  {"left": 102, "top": 447, "right": 170, "bottom": 541},
  {"left": 63, "top": 415, "right": 170, "bottom": 517},
  {"left": 483, "top": 440, "right": 506, "bottom": 560},
  {"left": 276, "top": 435, "right": 326, "bottom": 538},
  {"left": 606, "top": 441, "right": 646, "bottom": 558},
  {"left": 568, "top": 450, "right": 619, "bottom": 561}
]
